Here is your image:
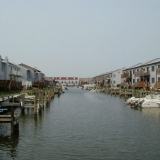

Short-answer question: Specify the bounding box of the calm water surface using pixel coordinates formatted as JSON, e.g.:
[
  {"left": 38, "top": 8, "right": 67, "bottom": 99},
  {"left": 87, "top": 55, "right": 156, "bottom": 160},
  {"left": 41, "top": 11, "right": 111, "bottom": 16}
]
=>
[{"left": 1, "top": 87, "right": 160, "bottom": 160}]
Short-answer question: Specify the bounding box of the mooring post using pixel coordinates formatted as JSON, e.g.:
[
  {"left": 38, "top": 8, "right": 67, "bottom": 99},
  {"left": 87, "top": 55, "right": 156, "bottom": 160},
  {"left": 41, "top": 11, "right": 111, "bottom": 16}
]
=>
[
  {"left": 45, "top": 90, "right": 47, "bottom": 102},
  {"left": 125, "top": 90, "right": 127, "bottom": 99},
  {"left": 48, "top": 88, "right": 50, "bottom": 102},
  {"left": 11, "top": 105, "right": 14, "bottom": 134},
  {"left": 34, "top": 92, "right": 38, "bottom": 114},
  {"left": 42, "top": 90, "right": 44, "bottom": 107},
  {"left": 21, "top": 94, "right": 25, "bottom": 114},
  {"left": 38, "top": 91, "right": 42, "bottom": 114}
]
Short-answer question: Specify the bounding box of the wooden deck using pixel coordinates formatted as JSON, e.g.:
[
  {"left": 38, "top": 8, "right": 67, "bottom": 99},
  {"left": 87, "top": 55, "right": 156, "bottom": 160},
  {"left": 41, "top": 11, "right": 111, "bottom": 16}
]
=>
[{"left": 0, "top": 115, "right": 19, "bottom": 123}]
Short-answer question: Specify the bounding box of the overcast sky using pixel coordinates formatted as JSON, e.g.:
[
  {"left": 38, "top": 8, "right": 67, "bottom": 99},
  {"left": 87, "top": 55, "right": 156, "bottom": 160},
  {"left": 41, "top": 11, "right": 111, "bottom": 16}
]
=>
[{"left": 0, "top": 0, "right": 160, "bottom": 77}]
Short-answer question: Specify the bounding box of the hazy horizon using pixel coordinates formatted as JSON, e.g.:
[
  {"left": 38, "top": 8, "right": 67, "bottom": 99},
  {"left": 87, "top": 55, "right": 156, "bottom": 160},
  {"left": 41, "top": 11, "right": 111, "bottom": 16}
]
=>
[{"left": 0, "top": 0, "right": 160, "bottom": 77}]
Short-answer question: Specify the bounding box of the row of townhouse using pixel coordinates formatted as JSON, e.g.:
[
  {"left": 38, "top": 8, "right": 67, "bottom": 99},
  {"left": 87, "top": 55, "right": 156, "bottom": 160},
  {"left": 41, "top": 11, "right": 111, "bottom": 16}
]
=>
[
  {"left": 53, "top": 77, "right": 79, "bottom": 86},
  {"left": 92, "top": 58, "right": 160, "bottom": 90},
  {"left": 0, "top": 55, "right": 53, "bottom": 90},
  {"left": 92, "top": 68, "right": 124, "bottom": 88}
]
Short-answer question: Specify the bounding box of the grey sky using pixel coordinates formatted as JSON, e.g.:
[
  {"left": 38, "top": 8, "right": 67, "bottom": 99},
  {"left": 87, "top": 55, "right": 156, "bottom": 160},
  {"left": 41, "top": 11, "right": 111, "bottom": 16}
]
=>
[{"left": 0, "top": 0, "right": 160, "bottom": 77}]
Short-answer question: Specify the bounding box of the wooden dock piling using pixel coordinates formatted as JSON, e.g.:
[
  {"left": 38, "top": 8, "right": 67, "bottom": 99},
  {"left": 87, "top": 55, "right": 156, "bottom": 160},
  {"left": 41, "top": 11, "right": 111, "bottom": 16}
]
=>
[{"left": 0, "top": 106, "right": 19, "bottom": 134}]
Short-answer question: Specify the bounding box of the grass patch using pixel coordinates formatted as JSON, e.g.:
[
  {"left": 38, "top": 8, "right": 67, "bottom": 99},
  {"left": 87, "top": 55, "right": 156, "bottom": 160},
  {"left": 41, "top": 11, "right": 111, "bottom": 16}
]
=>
[{"left": 0, "top": 90, "right": 22, "bottom": 97}]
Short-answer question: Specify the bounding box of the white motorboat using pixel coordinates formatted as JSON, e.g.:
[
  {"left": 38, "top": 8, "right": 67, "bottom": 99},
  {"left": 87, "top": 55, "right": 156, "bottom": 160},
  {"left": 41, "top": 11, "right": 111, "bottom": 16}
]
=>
[
  {"left": 82, "top": 84, "right": 96, "bottom": 90},
  {"left": 156, "top": 102, "right": 160, "bottom": 107},
  {"left": 125, "top": 97, "right": 136, "bottom": 105},
  {"left": 141, "top": 99, "right": 160, "bottom": 108}
]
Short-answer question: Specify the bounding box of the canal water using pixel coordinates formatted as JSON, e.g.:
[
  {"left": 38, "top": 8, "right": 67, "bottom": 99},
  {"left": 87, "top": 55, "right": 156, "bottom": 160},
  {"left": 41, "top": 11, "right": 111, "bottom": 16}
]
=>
[{"left": 1, "top": 87, "right": 160, "bottom": 160}]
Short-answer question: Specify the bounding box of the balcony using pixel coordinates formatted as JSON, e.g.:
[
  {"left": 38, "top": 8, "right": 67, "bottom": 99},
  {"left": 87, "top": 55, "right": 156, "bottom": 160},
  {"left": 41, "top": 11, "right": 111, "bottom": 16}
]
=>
[
  {"left": 133, "top": 81, "right": 150, "bottom": 90},
  {"left": 134, "top": 70, "right": 150, "bottom": 77},
  {"left": 156, "top": 68, "right": 160, "bottom": 75},
  {"left": 32, "top": 82, "right": 45, "bottom": 88},
  {"left": 10, "top": 71, "right": 21, "bottom": 77},
  {"left": 121, "top": 72, "right": 131, "bottom": 78}
]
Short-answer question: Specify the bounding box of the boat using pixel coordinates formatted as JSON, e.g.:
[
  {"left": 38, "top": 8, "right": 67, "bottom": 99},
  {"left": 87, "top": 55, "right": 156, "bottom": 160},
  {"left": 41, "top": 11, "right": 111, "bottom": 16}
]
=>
[
  {"left": 156, "top": 102, "right": 160, "bottom": 107},
  {"left": 0, "top": 96, "right": 21, "bottom": 108},
  {"left": 125, "top": 97, "right": 136, "bottom": 105},
  {"left": 126, "top": 93, "right": 160, "bottom": 108},
  {"left": 82, "top": 84, "right": 96, "bottom": 90},
  {"left": 141, "top": 99, "right": 160, "bottom": 108},
  {"left": 17, "top": 93, "right": 36, "bottom": 105}
]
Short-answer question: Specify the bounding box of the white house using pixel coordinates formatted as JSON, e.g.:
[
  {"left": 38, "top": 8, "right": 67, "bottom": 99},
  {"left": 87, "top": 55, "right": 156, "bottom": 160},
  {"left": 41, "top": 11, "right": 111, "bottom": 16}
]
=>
[{"left": 111, "top": 68, "right": 125, "bottom": 87}]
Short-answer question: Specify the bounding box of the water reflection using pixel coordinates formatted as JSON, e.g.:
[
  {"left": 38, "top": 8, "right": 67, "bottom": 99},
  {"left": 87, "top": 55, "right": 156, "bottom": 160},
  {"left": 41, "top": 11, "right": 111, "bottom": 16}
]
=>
[
  {"left": 1, "top": 88, "right": 160, "bottom": 159},
  {"left": 139, "top": 108, "right": 160, "bottom": 117},
  {"left": 0, "top": 134, "right": 19, "bottom": 159}
]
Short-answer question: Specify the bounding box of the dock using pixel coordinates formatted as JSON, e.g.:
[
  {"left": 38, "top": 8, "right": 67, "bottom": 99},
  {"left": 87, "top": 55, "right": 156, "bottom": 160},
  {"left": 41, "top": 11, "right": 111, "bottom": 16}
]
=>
[
  {"left": 0, "top": 86, "right": 56, "bottom": 134},
  {"left": 0, "top": 106, "right": 19, "bottom": 134}
]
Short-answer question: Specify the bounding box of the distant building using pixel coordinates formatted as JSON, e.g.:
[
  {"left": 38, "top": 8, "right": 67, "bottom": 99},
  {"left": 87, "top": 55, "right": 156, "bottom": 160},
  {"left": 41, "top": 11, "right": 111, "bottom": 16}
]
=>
[
  {"left": 92, "top": 68, "right": 124, "bottom": 87},
  {"left": 53, "top": 77, "right": 79, "bottom": 86},
  {"left": 79, "top": 78, "right": 92, "bottom": 85}
]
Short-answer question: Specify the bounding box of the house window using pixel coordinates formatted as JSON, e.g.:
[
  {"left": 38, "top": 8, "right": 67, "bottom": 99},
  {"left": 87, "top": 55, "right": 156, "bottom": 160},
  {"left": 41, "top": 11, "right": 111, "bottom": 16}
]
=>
[
  {"left": 137, "top": 79, "right": 139, "bottom": 82},
  {"left": 133, "top": 70, "right": 135, "bottom": 74},
  {"left": 158, "top": 77, "right": 160, "bottom": 81},
  {"left": 158, "top": 65, "right": 160, "bottom": 68},
  {"left": 152, "top": 66, "right": 155, "bottom": 71},
  {"left": 133, "top": 79, "right": 135, "bottom": 83},
  {"left": 137, "top": 69, "right": 139, "bottom": 71},
  {"left": 147, "top": 67, "right": 149, "bottom": 71},
  {"left": 152, "top": 78, "right": 155, "bottom": 83}
]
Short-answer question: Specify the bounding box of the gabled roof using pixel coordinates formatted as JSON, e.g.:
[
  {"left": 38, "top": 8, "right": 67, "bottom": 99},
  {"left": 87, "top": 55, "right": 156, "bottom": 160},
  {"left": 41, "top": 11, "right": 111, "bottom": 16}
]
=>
[
  {"left": 19, "top": 63, "right": 41, "bottom": 72},
  {"left": 142, "top": 58, "right": 160, "bottom": 66},
  {"left": 112, "top": 67, "right": 125, "bottom": 73},
  {"left": 123, "top": 58, "right": 160, "bottom": 71},
  {"left": 94, "top": 67, "right": 125, "bottom": 78},
  {"left": 9, "top": 62, "right": 20, "bottom": 68},
  {"left": 123, "top": 63, "right": 142, "bottom": 71}
]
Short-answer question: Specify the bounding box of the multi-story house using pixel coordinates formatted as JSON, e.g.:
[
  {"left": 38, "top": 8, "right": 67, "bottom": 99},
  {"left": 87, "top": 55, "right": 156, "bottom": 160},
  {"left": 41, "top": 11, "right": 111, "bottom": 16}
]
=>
[
  {"left": 0, "top": 55, "right": 22, "bottom": 90},
  {"left": 79, "top": 78, "right": 93, "bottom": 85},
  {"left": 121, "top": 63, "right": 142, "bottom": 88},
  {"left": 0, "top": 56, "right": 9, "bottom": 80},
  {"left": 44, "top": 76, "right": 53, "bottom": 86},
  {"left": 132, "top": 58, "right": 160, "bottom": 89},
  {"left": 111, "top": 68, "right": 125, "bottom": 87},
  {"left": 92, "top": 73, "right": 106, "bottom": 87},
  {"left": 19, "top": 63, "right": 45, "bottom": 88},
  {"left": 93, "top": 68, "right": 124, "bottom": 87},
  {"left": 121, "top": 58, "right": 160, "bottom": 89},
  {"left": 9, "top": 62, "right": 21, "bottom": 81}
]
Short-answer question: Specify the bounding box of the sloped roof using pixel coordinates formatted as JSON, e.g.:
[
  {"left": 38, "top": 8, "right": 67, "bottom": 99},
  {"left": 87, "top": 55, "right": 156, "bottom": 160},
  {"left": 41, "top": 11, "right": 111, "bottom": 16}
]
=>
[
  {"left": 19, "top": 63, "right": 41, "bottom": 72},
  {"left": 123, "top": 63, "right": 142, "bottom": 70},
  {"left": 142, "top": 58, "right": 160, "bottom": 66},
  {"left": 9, "top": 62, "right": 20, "bottom": 68}
]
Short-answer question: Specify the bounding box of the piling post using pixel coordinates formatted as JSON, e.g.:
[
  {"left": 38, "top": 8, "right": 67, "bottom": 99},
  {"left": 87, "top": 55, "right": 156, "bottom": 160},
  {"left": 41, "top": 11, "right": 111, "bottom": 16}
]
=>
[
  {"left": 45, "top": 90, "right": 47, "bottom": 102},
  {"left": 11, "top": 106, "right": 14, "bottom": 134},
  {"left": 34, "top": 92, "right": 38, "bottom": 114},
  {"left": 42, "top": 90, "right": 44, "bottom": 107},
  {"left": 125, "top": 90, "right": 127, "bottom": 99},
  {"left": 21, "top": 94, "right": 25, "bottom": 114}
]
